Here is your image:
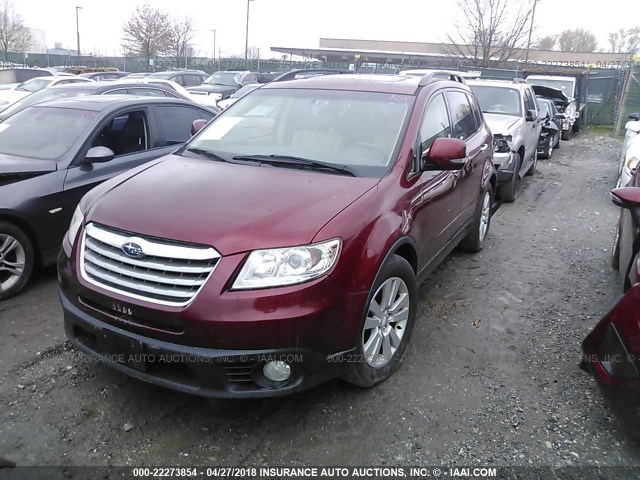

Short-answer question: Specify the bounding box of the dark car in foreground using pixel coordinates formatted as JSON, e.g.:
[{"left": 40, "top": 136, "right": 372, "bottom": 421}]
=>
[
  {"left": 58, "top": 71, "right": 496, "bottom": 398},
  {"left": 0, "top": 96, "right": 216, "bottom": 299},
  {"left": 0, "top": 81, "right": 202, "bottom": 122}
]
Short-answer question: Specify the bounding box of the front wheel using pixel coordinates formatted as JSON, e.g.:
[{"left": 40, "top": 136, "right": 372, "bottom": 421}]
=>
[
  {"left": 497, "top": 153, "right": 520, "bottom": 202},
  {"left": 459, "top": 185, "right": 493, "bottom": 252},
  {"left": 0, "top": 222, "right": 34, "bottom": 301},
  {"left": 344, "top": 254, "right": 417, "bottom": 388}
]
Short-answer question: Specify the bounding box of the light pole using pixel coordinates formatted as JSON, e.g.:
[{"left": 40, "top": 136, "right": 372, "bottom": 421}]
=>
[
  {"left": 245, "top": 0, "right": 254, "bottom": 62},
  {"left": 525, "top": 0, "right": 539, "bottom": 63},
  {"left": 212, "top": 29, "right": 217, "bottom": 68},
  {"left": 75, "top": 6, "right": 82, "bottom": 58}
]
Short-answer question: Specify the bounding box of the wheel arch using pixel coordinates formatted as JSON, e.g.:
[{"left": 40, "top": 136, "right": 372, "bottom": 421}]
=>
[{"left": 0, "top": 213, "right": 41, "bottom": 265}]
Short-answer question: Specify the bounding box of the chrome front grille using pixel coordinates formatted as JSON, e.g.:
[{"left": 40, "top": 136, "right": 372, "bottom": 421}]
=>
[{"left": 81, "top": 223, "right": 220, "bottom": 305}]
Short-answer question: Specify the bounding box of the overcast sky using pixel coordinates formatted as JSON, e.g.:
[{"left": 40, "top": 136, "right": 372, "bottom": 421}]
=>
[{"left": 18, "top": 0, "right": 637, "bottom": 57}]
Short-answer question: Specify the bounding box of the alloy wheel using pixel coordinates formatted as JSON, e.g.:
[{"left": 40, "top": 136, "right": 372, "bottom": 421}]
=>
[
  {"left": 479, "top": 192, "right": 491, "bottom": 241},
  {"left": 0, "top": 234, "right": 26, "bottom": 292},
  {"left": 362, "top": 277, "right": 410, "bottom": 368}
]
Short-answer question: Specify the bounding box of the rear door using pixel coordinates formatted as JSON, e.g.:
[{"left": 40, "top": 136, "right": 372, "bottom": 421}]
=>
[
  {"left": 63, "top": 106, "right": 165, "bottom": 210},
  {"left": 523, "top": 87, "right": 541, "bottom": 166}
]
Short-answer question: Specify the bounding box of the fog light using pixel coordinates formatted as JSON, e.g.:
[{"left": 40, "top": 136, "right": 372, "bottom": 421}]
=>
[{"left": 263, "top": 361, "right": 291, "bottom": 382}]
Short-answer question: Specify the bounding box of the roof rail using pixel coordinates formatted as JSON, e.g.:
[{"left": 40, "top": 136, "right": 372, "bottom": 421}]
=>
[
  {"left": 272, "top": 68, "right": 351, "bottom": 83},
  {"left": 418, "top": 70, "right": 468, "bottom": 86}
]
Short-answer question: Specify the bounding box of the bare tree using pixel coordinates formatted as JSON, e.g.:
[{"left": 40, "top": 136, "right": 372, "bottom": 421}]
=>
[
  {"left": 608, "top": 27, "right": 640, "bottom": 54},
  {"left": 168, "top": 16, "right": 196, "bottom": 63},
  {"left": 557, "top": 28, "right": 598, "bottom": 53},
  {"left": 536, "top": 35, "right": 557, "bottom": 50},
  {"left": 0, "top": 0, "right": 31, "bottom": 60},
  {"left": 445, "top": 0, "right": 534, "bottom": 67},
  {"left": 246, "top": 45, "right": 260, "bottom": 60},
  {"left": 122, "top": 3, "right": 172, "bottom": 62}
]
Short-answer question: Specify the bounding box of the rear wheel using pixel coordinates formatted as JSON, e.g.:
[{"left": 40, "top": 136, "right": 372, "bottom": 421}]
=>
[
  {"left": 498, "top": 153, "right": 520, "bottom": 202},
  {"left": 561, "top": 129, "right": 571, "bottom": 141},
  {"left": 0, "top": 222, "right": 34, "bottom": 301},
  {"left": 459, "top": 185, "right": 493, "bottom": 252},
  {"left": 344, "top": 254, "right": 417, "bottom": 388},
  {"left": 554, "top": 132, "right": 561, "bottom": 149}
]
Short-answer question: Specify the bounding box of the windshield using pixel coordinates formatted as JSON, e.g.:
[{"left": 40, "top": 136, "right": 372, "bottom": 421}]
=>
[
  {"left": 538, "top": 100, "right": 551, "bottom": 117},
  {"left": 204, "top": 72, "right": 241, "bottom": 86},
  {"left": 469, "top": 85, "right": 522, "bottom": 116},
  {"left": 0, "top": 106, "right": 98, "bottom": 160},
  {"left": 185, "top": 89, "right": 413, "bottom": 176},
  {"left": 0, "top": 89, "right": 91, "bottom": 117},
  {"left": 527, "top": 78, "right": 574, "bottom": 97},
  {"left": 18, "top": 78, "right": 53, "bottom": 93},
  {"left": 231, "top": 84, "right": 260, "bottom": 99}
]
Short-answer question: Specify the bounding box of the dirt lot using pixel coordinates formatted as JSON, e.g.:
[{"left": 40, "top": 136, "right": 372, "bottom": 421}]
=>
[{"left": 2, "top": 131, "right": 640, "bottom": 471}]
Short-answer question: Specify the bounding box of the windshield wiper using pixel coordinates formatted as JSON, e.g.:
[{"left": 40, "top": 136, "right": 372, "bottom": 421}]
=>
[
  {"left": 183, "top": 147, "right": 229, "bottom": 163},
  {"left": 232, "top": 154, "right": 356, "bottom": 177}
]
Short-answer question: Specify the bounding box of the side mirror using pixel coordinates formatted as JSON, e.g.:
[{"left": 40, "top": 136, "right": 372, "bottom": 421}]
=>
[
  {"left": 424, "top": 138, "right": 467, "bottom": 171},
  {"left": 191, "top": 119, "right": 208, "bottom": 135},
  {"left": 629, "top": 112, "right": 640, "bottom": 121},
  {"left": 526, "top": 109, "right": 536, "bottom": 122},
  {"left": 611, "top": 188, "right": 640, "bottom": 208},
  {"left": 84, "top": 146, "right": 115, "bottom": 163},
  {"left": 625, "top": 120, "right": 640, "bottom": 134}
]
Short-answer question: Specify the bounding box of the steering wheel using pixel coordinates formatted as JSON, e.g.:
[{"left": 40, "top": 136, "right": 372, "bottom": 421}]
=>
[
  {"left": 488, "top": 104, "right": 509, "bottom": 113},
  {"left": 344, "top": 142, "right": 388, "bottom": 164}
]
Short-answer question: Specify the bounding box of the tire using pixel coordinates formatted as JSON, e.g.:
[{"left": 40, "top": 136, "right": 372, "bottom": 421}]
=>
[
  {"left": 612, "top": 220, "right": 621, "bottom": 269},
  {"left": 0, "top": 222, "right": 35, "bottom": 301},
  {"left": 526, "top": 150, "right": 537, "bottom": 176},
  {"left": 344, "top": 254, "right": 417, "bottom": 388},
  {"left": 554, "top": 132, "right": 561, "bottom": 149},
  {"left": 497, "top": 153, "right": 520, "bottom": 202},
  {"left": 546, "top": 142, "right": 553, "bottom": 159},
  {"left": 561, "top": 129, "right": 571, "bottom": 141},
  {"left": 459, "top": 184, "right": 493, "bottom": 252}
]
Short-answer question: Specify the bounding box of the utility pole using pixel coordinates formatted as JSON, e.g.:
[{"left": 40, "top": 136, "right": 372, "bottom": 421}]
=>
[
  {"left": 75, "top": 6, "right": 82, "bottom": 58},
  {"left": 245, "top": 0, "right": 254, "bottom": 62},
  {"left": 525, "top": 0, "right": 539, "bottom": 63},
  {"left": 212, "top": 29, "right": 217, "bottom": 68}
]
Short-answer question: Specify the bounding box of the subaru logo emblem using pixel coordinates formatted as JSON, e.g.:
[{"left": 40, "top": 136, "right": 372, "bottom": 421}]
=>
[{"left": 122, "top": 242, "right": 144, "bottom": 257}]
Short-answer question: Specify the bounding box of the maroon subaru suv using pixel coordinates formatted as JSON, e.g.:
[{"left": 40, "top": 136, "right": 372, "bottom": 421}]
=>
[{"left": 58, "top": 70, "right": 496, "bottom": 398}]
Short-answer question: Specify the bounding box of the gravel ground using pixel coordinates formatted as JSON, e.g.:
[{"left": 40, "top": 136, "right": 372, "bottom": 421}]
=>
[{"left": 1, "top": 131, "right": 640, "bottom": 473}]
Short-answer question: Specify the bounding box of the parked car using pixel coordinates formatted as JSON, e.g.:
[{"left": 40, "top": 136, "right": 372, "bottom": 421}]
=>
[
  {"left": 0, "top": 81, "right": 216, "bottom": 122},
  {"left": 58, "top": 71, "right": 496, "bottom": 398},
  {"left": 123, "top": 72, "right": 152, "bottom": 79},
  {"left": 187, "top": 71, "right": 277, "bottom": 101},
  {"left": 146, "top": 70, "right": 207, "bottom": 88},
  {"left": 0, "top": 96, "right": 217, "bottom": 299},
  {"left": 611, "top": 168, "right": 640, "bottom": 292},
  {"left": 0, "top": 75, "right": 94, "bottom": 110},
  {"left": 216, "top": 83, "right": 262, "bottom": 109},
  {"left": 0, "top": 68, "right": 54, "bottom": 90},
  {"left": 535, "top": 97, "right": 562, "bottom": 159},
  {"left": 79, "top": 71, "right": 131, "bottom": 81},
  {"left": 583, "top": 187, "right": 640, "bottom": 426},
  {"left": 616, "top": 113, "right": 640, "bottom": 188},
  {"left": 526, "top": 74, "right": 582, "bottom": 140},
  {"left": 467, "top": 79, "right": 541, "bottom": 202}
]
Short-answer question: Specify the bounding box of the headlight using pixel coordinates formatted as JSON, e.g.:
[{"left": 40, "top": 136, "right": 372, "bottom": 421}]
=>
[
  {"left": 233, "top": 239, "right": 341, "bottom": 289},
  {"left": 493, "top": 135, "right": 512, "bottom": 153},
  {"left": 66, "top": 206, "right": 84, "bottom": 247},
  {"left": 209, "top": 93, "right": 223, "bottom": 100},
  {"left": 625, "top": 156, "right": 640, "bottom": 175}
]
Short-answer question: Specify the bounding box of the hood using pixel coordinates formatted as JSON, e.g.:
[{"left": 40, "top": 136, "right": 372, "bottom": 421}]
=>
[
  {"left": 87, "top": 155, "right": 378, "bottom": 255},
  {"left": 187, "top": 84, "right": 237, "bottom": 95},
  {"left": 0, "top": 154, "right": 57, "bottom": 174},
  {"left": 531, "top": 85, "right": 569, "bottom": 105},
  {"left": 483, "top": 113, "right": 520, "bottom": 135}
]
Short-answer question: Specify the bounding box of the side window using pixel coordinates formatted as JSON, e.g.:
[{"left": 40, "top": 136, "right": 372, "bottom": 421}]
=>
[
  {"left": 91, "top": 111, "right": 149, "bottom": 156},
  {"left": 419, "top": 93, "right": 451, "bottom": 153},
  {"left": 104, "top": 88, "right": 128, "bottom": 95},
  {"left": 155, "top": 106, "right": 214, "bottom": 145},
  {"left": 183, "top": 75, "right": 201, "bottom": 87},
  {"left": 445, "top": 91, "right": 475, "bottom": 140},
  {"left": 173, "top": 75, "right": 187, "bottom": 87},
  {"left": 467, "top": 94, "right": 483, "bottom": 131},
  {"left": 524, "top": 89, "right": 537, "bottom": 115},
  {"left": 130, "top": 87, "right": 168, "bottom": 97}
]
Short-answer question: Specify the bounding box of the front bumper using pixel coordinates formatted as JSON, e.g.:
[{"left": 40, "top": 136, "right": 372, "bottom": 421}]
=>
[
  {"left": 493, "top": 151, "right": 516, "bottom": 184},
  {"left": 60, "top": 289, "right": 350, "bottom": 398}
]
